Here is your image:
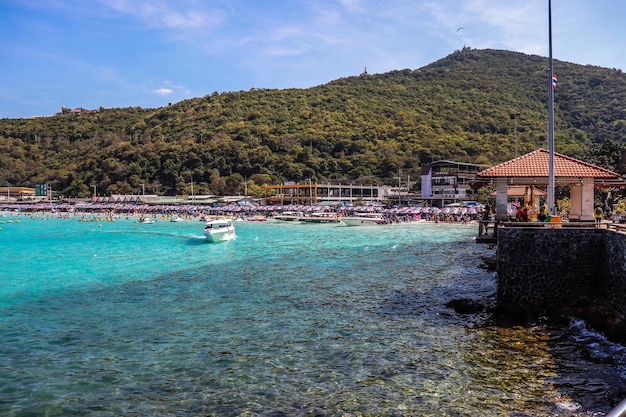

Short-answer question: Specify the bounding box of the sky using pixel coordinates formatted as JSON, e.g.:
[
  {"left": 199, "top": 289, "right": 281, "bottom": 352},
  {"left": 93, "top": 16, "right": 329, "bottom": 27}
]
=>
[{"left": 1, "top": 0, "right": 625, "bottom": 119}]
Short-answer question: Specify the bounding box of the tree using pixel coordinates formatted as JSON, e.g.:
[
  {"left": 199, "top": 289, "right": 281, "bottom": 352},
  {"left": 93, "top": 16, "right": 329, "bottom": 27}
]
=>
[
  {"left": 226, "top": 173, "right": 244, "bottom": 195},
  {"left": 1, "top": 49, "right": 621, "bottom": 197},
  {"left": 63, "top": 178, "right": 90, "bottom": 198}
]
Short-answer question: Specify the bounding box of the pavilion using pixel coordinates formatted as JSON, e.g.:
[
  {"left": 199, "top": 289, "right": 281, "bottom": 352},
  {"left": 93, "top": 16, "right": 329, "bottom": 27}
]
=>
[{"left": 475, "top": 149, "right": 626, "bottom": 221}]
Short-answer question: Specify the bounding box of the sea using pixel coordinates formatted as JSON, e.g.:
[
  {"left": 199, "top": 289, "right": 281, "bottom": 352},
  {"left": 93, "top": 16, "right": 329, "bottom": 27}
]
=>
[{"left": 1, "top": 213, "right": 625, "bottom": 417}]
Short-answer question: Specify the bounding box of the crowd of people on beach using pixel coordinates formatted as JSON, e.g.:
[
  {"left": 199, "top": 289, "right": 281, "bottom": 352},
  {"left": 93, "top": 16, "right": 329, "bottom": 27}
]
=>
[{"left": 0, "top": 201, "right": 486, "bottom": 225}]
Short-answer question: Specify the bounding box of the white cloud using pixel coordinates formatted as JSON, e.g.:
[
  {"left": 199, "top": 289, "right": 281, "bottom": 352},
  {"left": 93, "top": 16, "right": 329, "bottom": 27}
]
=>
[
  {"left": 100, "top": 0, "right": 224, "bottom": 29},
  {"left": 154, "top": 88, "right": 173, "bottom": 95},
  {"left": 337, "top": 0, "right": 366, "bottom": 13}
]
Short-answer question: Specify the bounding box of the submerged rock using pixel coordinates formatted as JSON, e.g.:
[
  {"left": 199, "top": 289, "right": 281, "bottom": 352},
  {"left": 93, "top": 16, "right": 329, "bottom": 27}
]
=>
[{"left": 446, "top": 298, "right": 484, "bottom": 314}]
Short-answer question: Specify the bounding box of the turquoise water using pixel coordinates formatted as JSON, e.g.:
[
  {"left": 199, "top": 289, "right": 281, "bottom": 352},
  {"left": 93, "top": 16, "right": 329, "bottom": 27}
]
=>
[{"left": 0, "top": 214, "right": 624, "bottom": 416}]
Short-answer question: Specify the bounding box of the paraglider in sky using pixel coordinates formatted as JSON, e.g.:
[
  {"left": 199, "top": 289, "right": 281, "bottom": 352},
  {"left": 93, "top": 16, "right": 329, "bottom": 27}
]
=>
[{"left": 457, "top": 27, "right": 466, "bottom": 47}]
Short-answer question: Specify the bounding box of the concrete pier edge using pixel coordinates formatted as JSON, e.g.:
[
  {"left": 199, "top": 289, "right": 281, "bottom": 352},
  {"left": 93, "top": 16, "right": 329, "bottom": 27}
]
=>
[{"left": 496, "top": 227, "right": 626, "bottom": 342}]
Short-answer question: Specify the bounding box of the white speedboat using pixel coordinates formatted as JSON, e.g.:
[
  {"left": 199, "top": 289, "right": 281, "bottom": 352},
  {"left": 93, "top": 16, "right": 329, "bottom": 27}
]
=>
[
  {"left": 273, "top": 211, "right": 303, "bottom": 222},
  {"left": 138, "top": 217, "right": 155, "bottom": 224},
  {"left": 204, "top": 218, "right": 236, "bottom": 242},
  {"left": 341, "top": 212, "right": 387, "bottom": 226},
  {"left": 299, "top": 212, "right": 340, "bottom": 223}
]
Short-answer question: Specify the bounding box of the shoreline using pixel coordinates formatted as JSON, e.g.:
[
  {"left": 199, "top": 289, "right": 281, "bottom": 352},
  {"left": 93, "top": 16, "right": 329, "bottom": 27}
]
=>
[{"left": 1, "top": 201, "right": 483, "bottom": 226}]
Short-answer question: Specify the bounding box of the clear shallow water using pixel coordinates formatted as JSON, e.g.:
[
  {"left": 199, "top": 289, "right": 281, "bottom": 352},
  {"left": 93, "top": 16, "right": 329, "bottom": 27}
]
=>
[{"left": 1, "top": 214, "right": 625, "bottom": 416}]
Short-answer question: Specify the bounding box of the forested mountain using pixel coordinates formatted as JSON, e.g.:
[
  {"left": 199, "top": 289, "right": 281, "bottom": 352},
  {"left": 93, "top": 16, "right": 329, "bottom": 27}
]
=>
[{"left": 2, "top": 48, "right": 626, "bottom": 198}]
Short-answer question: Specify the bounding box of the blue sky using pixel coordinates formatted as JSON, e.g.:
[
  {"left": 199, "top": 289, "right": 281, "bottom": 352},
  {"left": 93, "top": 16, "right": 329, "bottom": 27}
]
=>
[{"left": 1, "top": 0, "right": 624, "bottom": 119}]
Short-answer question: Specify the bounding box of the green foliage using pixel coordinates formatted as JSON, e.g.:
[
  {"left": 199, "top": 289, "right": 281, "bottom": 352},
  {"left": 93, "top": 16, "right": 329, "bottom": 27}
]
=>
[
  {"left": 582, "top": 139, "right": 626, "bottom": 173},
  {"left": 2, "top": 49, "right": 626, "bottom": 196},
  {"left": 556, "top": 197, "right": 571, "bottom": 219},
  {"left": 474, "top": 186, "right": 495, "bottom": 207}
]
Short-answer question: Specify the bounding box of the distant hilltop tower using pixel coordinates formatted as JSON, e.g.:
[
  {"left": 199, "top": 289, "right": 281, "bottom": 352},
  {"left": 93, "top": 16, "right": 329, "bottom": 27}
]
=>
[{"left": 360, "top": 66, "right": 368, "bottom": 77}]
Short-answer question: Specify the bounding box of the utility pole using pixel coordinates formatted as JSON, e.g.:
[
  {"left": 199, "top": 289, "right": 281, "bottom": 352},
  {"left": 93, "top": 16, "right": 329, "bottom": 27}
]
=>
[
  {"left": 306, "top": 178, "right": 313, "bottom": 205},
  {"left": 396, "top": 169, "right": 402, "bottom": 206},
  {"left": 547, "top": 0, "right": 556, "bottom": 214},
  {"left": 407, "top": 175, "right": 411, "bottom": 206}
]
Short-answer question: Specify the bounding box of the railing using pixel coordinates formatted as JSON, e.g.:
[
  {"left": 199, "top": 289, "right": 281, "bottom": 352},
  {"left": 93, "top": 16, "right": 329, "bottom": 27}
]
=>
[
  {"left": 610, "top": 223, "right": 626, "bottom": 232},
  {"left": 606, "top": 397, "right": 626, "bottom": 417},
  {"left": 500, "top": 221, "right": 601, "bottom": 229},
  {"left": 477, "top": 220, "right": 608, "bottom": 241},
  {"left": 478, "top": 219, "right": 497, "bottom": 237}
]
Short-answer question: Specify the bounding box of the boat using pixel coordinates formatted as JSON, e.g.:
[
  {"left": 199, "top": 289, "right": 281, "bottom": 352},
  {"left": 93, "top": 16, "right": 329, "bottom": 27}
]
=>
[
  {"left": 138, "top": 217, "right": 155, "bottom": 224},
  {"left": 246, "top": 215, "right": 267, "bottom": 222},
  {"left": 170, "top": 215, "right": 185, "bottom": 222},
  {"left": 273, "top": 211, "right": 303, "bottom": 222},
  {"left": 341, "top": 212, "right": 388, "bottom": 226},
  {"left": 203, "top": 218, "right": 236, "bottom": 242},
  {"left": 299, "top": 212, "right": 340, "bottom": 224}
]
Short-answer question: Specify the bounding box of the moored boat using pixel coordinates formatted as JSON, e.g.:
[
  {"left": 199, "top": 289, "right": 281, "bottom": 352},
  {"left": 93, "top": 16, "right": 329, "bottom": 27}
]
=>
[
  {"left": 204, "top": 218, "right": 236, "bottom": 242},
  {"left": 246, "top": 215, "right": 267, "bottom": 222},
  {"left": 341, "top": 212, "right": 387, "bottom": 226},
  {"left": 273, "top": 211, "right": 303, "bottom": 222},
  {"left": 299, "top": 212, "right": 340, "bottom": 224}
]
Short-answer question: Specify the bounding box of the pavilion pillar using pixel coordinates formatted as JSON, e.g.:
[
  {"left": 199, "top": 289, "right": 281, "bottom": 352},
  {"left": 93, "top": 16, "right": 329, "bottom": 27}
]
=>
[
  {"left": 570, "top": 183, "right": 582, "bottom": 220},
  {"left": 495, "top": 179, "right": 509, "bottom": 221},
  {"left": 569, "top": 182, "right": 595, "bottom": 221},
  {"left": 580, "top": 182, "right": 595, "bottom": 221}
]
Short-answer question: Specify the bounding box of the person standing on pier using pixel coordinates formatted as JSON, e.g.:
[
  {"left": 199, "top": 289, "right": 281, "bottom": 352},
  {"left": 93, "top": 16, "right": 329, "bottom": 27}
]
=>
[
  {"left": 594, "top": 206, "right": 603, "bottom": 227},
  {"left": 478, "top": 205, "right": 492, "bottom": 236}
]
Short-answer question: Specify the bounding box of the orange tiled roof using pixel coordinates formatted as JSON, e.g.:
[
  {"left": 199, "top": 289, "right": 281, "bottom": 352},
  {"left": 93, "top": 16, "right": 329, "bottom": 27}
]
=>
[{"left": 476, "top": 149, "right": 622, "bottom": 179}]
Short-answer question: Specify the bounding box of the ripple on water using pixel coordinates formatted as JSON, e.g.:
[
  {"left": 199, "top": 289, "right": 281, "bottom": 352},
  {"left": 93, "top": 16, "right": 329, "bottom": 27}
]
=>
[{"left": 0, "top": 217, "right": 623, "bottom": 416}]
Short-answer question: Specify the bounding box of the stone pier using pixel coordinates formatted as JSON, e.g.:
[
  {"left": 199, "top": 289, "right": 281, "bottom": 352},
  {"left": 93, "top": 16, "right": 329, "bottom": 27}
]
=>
[{"left": 496, "top": 227, "right": 626, "bottom": 339}]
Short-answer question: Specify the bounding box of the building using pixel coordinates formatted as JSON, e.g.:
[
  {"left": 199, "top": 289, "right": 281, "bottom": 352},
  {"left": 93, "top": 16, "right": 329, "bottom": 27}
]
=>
[
  {"left": 0, "top": 186, "right": 36, "bottom": 202},
  {"left": 420, "top": 160, "right": 488, "bottom": 207},
  {"left": 264, "top": 182, "right": 393, "bottom": 206}
]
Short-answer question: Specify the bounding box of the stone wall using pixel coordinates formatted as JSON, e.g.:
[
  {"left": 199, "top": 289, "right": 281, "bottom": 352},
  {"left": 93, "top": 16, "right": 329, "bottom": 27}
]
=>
[
  {"left": 497, "top": 227, "right": 606, "bottom": 311},
  {"left": 497, "top": 226, "right": 626, "bottom": 341},
  {"left": 603, "top": 232, "right": 626, "bottom": 319}
]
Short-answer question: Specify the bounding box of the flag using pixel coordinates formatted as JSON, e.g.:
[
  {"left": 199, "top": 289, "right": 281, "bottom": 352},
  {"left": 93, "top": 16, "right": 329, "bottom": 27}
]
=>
[{"left": 552, "top": 74, "right": 557, "bottom": 90}]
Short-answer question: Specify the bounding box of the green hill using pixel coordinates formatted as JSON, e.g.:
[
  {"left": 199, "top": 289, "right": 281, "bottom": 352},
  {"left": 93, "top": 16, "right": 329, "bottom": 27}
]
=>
[{"left": 2, "top": 48, "right": 625, "bottom": 198}]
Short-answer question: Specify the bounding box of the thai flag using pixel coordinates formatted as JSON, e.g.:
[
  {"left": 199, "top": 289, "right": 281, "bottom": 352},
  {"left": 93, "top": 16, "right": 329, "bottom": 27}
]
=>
[{"left": 552, "top": 74, "right": 557, "bottom": 90}]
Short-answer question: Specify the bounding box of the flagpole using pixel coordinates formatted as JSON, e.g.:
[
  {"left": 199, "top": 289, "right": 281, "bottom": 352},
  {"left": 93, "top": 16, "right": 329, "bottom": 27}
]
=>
[{"left": 547, "top": 0, "right": 555, "bottom": 214}]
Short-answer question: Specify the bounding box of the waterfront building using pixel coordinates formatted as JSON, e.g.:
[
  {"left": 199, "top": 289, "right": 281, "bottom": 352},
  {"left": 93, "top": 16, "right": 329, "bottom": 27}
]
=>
[
  {"left": 420, "top": 160, "right": 488, "bottom": 207},
  {"left": 263, "top": 182, "right": 394, "bottom": 206},
  {"left": 0, "top": 186, "right": 35, "bottom": 202}
]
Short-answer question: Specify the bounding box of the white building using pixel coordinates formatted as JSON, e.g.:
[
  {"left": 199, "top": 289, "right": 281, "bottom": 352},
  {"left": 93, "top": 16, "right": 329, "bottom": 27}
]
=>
[
  {"left": 264, "top": 182, "right": 393, "bottom": 206},
  {"left": 420, "top": 160, "right": 487, "bottom": 207}
]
